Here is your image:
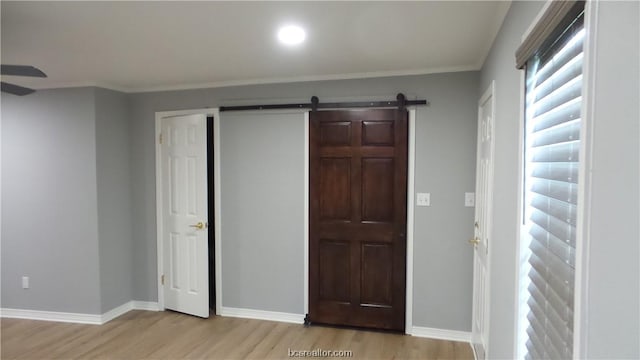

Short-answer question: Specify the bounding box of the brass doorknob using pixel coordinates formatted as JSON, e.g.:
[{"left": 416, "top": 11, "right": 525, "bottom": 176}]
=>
[
  {"left": 468, "top": 237, "right": 480, "bottom": 245},
  {"left": 190, "top": 222, "right": 206, "bottom": 230}
]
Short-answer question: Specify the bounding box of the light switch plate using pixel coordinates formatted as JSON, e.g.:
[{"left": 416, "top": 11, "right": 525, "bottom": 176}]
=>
[
  {"left": 417, "top": 193, "right": 431, "bottom": 207},
  {"left": 465, "top": 192, "right": 475, "bottom": 207}
]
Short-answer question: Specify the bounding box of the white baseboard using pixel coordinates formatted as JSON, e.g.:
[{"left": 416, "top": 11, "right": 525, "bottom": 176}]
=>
[
  {"left": 1, "top": 300, "right": 161, "bottom": 325},
  {"left": 410, "top": 326, "right": 472, "bottom": 343},
  {"left": 101, "top": 301, "right": 134, "bottom": 323},
  {"left": 1, "top": 303, "right": 469, "bottom": 344},
  {"left": 132, "top": 301, "right": 161, "bottom": 311},
  {"left": 0, "top": 308, "right": 103, "bottom": 325},
  {"left": 220, "top": 306, "right": 304, "bottom": 324}
]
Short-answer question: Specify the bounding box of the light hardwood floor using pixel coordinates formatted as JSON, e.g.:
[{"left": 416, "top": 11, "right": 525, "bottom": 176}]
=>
[{"left": 1, "top": 310, "right": 474, "bottom": 359}]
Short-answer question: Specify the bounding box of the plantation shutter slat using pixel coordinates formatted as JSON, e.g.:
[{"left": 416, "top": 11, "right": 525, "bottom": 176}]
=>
[
  {"left": 532, "top": 119, "right": 581, "bottom": 147},
  {"left": 529, "top": 248, "right": 575, "bottom": 297},
  {"left": 533, "top": 99, "right": 582, "bottom": 133},
  {"left": 532, "top": 141, "right": 580, "bottom": 162},
  {"left": 527, "top": 317, "right": 566, "bottom": 360},
  {"left": 529, "top": 224, "right": 576, "bottom": 267},
  {"left": 534, "top": 55, "right": 583, "bottom": 102},
  {"left": 530, "top": 212, "right": 575, "bottom": 248},
  {"left": 526, "top": 339, "right": 541, "bottom": 360},
  {"left": 533, "top": 36, "right": 584, "bottom": 86},
  {"left": 530, "top": 179, "right": 578, "bottom": 204},
  {"left": 530, "top": 162, "right": 579, "bottom": 184},
  {"left": 521, "top": 3, "right": 584, "bottom": 359},
  {"left": 530, "top": 210, "right": 577, "bottom": 248},
  {"left": 526, "top": 331, "right": 545, "bottom": 359},
  {"left": 528, "top": 299, "right": 573, "bottom": 358},
  {"left": 528, "top": 291, "right": 573, "bottom": 340},
  {"left": 529, "top": 254, "right": 574, "bottom": 305},
  {"left": 530, "top": 197, "right": 577, "bottom": 225},
  {"left": 533, "top": 79, "right": 582, "bottom": 118}
]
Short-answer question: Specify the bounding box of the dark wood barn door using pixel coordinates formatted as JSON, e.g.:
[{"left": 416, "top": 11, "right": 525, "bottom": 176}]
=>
[{"left": 309, "top": 109, "right": 408, "bottom": 331}]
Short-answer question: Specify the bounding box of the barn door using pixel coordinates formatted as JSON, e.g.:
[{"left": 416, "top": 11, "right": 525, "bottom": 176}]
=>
[{"left": 309, "top": 109, "right": 407, "bottom": 331}]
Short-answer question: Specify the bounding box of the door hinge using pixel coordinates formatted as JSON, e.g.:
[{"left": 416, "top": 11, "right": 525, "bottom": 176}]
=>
[
  {"left": 161, "top": 274, "right": 165, "bottom": 285},
  {"left": 159, "top": 133, "right": 163, "bottom": 144}
]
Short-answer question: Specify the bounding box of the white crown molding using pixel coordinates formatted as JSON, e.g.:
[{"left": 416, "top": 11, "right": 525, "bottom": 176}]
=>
[
  {"left": 410, "top": 326, "right": 472, "bottom": 343},
  {"left": 0, "top": 301, "right": 161, "bottom": 325},
  {"left": 27, "top": 65, "right": 479, "bottom": 94},
  {"left": 219, "top": 306, "right": 304, "bottom": 325},
  {"left": 28, "top": 81, "right": 130, "bottom": 93},
  {"left": 130, "top": 66, "right": 479, "bottom": 93}
]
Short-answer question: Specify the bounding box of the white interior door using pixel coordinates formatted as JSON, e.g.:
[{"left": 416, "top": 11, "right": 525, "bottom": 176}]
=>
[
  {"left": 160, "top": 114, "right": 209, "bottom": 318},
  {"left": 471, "top": 83, "right": 495, "bottom": 359}
]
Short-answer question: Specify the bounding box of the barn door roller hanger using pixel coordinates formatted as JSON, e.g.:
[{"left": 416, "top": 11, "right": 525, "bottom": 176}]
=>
[{"left": 219, "top": 93, "right": 428, "bottom": 112}]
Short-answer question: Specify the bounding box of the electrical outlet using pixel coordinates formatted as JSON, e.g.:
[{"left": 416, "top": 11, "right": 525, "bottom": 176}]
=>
[
  {"left": 416, "top": 193, "right": 431, "bottom": 206},
  {"left": 465, "top": 192, "right": 475, "bottom": 207},
  {"left": 22, "top": 276, "right": 29, "bottom": 289}
]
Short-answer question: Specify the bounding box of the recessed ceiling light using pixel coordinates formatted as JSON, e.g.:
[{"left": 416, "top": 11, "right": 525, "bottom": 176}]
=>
[{"left": 277, "top": 25, "right": 306, "bottom": 46}]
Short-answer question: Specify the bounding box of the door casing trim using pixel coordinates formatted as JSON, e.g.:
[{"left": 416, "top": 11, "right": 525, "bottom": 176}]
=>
[
  {"left": 303, "top": 112, "right": 310, "bottom": 316},
  {"left": 405, "top": 109, "right": 416, "bottom": 334}
]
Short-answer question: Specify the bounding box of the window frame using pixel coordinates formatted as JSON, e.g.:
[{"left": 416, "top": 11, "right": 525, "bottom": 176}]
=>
[{"left": 514, "top": 1, "right": 595, "bottom": 359}]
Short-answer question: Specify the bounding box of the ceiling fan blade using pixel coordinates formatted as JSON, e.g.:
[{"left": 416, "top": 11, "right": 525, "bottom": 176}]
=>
[
  {"left": 1, "top": 64, "right": 47, "bottom": 78},
  {"left": 1, "top": 82, "right": 36, "bottom": 96}
]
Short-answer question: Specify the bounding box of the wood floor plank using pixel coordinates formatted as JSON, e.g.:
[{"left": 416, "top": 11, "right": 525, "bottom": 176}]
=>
[{"left": 1, "top": 311, "right": 474, "bottom": 359}]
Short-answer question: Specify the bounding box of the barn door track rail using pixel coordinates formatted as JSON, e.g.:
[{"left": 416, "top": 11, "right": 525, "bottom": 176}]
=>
[{"left": 219, "top": 93, "right": 428, "bottom": 112}]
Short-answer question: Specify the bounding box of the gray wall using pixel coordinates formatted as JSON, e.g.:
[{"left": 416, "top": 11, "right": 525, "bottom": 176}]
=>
[
  {"left": 478, "top": 1, "right": 544, "bottom": 357},
  {"left": 220, "top": 111, "right": 305, "bottom": 313},
  {"left": 95, "top": 88, "right": 134, "bottom": 312},
  {"left": 1, "top": 88, "right": 102, "bottom": 314},
  {"left": 412, "top": 75, "right": 478, "bottom": 330},
  {"left": 129, "top": 71, "right": 479, "bottom": 331},
  {"left": 585, "top": 2, "right": 639, "bottom": 358},
  {"left": 480, "top": 1, "right": 640, "bottom": 358},
  {"left": 1, "top": 87, "right": 135, "bottom": 315}
]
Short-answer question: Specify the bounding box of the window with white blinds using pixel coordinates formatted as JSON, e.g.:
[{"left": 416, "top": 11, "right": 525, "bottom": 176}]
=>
[{"left": 521, "top": 6, "right": 585, "bottom": 360}]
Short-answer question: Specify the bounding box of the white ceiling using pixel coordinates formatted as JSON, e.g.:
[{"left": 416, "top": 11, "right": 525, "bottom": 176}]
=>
[{"left": 1, "top": 1, "right": 510, "bottom": 93}]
